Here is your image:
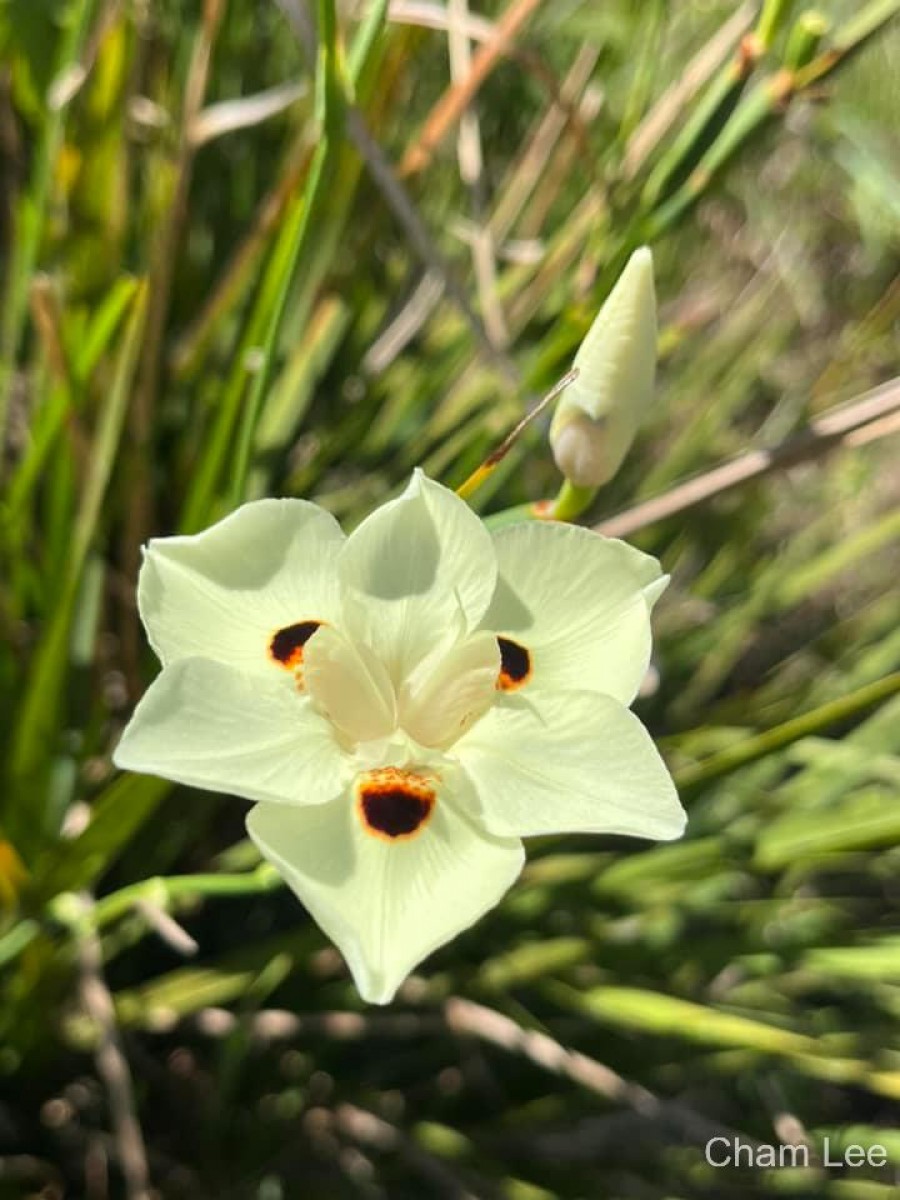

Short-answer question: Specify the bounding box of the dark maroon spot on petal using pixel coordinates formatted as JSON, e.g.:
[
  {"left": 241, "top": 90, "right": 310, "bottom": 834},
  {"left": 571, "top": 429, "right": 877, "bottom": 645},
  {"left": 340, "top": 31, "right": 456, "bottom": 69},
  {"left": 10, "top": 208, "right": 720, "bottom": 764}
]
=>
[
  {"left": 356, "top": 769, "right": 436, "bottom": 842},
  {"left": 269, "top": 620, "right": 323, "bottom": 669},
  {"left": 496, "top": 636, "right": 532, "bottom": 691}
]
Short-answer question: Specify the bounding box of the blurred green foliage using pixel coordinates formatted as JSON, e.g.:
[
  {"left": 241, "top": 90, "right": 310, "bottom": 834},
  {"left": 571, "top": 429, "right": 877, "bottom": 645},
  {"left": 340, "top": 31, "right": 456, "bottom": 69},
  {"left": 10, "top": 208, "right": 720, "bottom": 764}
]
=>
[{"left": 1, "top": 0, "right": 899, "bottom": 1195}]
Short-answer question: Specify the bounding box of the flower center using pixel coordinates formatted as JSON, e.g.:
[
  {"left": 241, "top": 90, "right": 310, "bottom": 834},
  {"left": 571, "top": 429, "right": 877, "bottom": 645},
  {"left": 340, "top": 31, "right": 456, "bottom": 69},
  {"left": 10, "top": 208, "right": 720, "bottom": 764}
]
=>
[{"left": 355, "top": 768, "right": 436, "bottom": 841}]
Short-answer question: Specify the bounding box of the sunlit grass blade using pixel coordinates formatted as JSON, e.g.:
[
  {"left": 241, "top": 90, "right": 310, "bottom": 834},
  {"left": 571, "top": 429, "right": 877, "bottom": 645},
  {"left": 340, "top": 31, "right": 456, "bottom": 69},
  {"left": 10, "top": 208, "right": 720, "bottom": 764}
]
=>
[{"left": 6, "top": 283, "right": 147, "bottom": 860}]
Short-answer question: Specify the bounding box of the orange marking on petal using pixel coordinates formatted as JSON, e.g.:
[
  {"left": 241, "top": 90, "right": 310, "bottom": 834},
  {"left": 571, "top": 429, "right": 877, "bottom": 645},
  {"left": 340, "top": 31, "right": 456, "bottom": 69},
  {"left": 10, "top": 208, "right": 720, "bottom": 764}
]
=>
[
  {"left": 355, "top": 768, "right": 436, "bottom": 842},
  {"left": 496, "top": 636, "right": 532, "bottom": 691},
  {"left": 268, "top": 620, "right": 324, "bottom": 670}
]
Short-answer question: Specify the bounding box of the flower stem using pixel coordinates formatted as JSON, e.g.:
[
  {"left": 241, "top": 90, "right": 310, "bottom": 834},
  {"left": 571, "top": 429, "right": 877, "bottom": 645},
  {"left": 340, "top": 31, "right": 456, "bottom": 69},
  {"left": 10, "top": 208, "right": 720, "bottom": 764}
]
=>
[
  {"left": 484, "top": 481, "right": 595, "bottom": 529},
  {"left": 675, "top": 673, "right": 900, "bottom": 796},
  {"left": 50, "top": 864, "right": 284, "bottom": 934},
  {"left": 549, "top": 480, "right": 597, "bottom": 523}
]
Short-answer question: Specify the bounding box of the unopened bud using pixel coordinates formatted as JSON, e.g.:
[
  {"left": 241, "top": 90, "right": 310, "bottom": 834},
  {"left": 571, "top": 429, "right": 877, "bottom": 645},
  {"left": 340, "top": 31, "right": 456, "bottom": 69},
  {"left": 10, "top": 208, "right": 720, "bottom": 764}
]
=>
[{"left": 550, "top": 246, "right": 657, "bottom": 488}]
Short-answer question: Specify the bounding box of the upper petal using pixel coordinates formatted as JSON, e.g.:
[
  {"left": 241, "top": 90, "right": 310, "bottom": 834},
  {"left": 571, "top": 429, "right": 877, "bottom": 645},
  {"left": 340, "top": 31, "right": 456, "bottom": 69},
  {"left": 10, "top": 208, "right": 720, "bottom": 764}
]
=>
[
  {"left": 139, "top": 498, "right": 346, "bottom": 674},
  {"left": 304, "top": 624, "right": 397, "bottom": 745},
  {"left": 454, "top": 688, "right": 685, "bottom": 841},
  {"left": 113, "top": 657, "right": 348, "bottom": 806},
  {"left": 399, "top": 630, "right": 500, "bottom": 749},
  {"left": 246, "top": 768, "right": 523, "bottom": 1004},
  {"left": 480, "top": 521, "right": 666, "bottom": 705},
  {"left": 337, "top": 471, "right": 497, "bottom": 681}
]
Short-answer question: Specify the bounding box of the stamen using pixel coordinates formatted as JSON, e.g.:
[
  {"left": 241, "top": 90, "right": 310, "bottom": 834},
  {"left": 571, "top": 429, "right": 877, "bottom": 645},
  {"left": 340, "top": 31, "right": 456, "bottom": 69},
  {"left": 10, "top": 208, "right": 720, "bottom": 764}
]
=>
[
  {"left": 496, "top": 636, "right": 532, "bottom": 691},
  {"left": 356, "top": 768, "right": 436, "bottom": 841}
]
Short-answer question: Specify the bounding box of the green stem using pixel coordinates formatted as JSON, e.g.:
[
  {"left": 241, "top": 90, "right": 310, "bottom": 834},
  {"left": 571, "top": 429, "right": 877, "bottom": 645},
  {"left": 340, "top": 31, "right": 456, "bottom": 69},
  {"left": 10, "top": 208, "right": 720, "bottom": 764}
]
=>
[
  {"left": 484, "top": 501, "right": 549, "bottom": 530},
  {"left": 0, "top": 920, "right": 40, "bottom": 970},
  {"left": 227, "top": 137, "right": 334, "bottom": 507},
  {"left": 676, "top": 673, "right": 900, "bottom": 795},
  {"left": 756, "top": 0, "right": 797, "bottom": 49},
  {"left": 784, "top": 10, "right": 830, "bottom": 70},
  {"left": 549, "top": 480, "right": 598, "bottom": 523},
  {"left": 485, "top": 480, "right": 599, "bottom": 529},
  {"left": 50, "top": 864, "right": 283, "bottom": 934},
  {"left": 228, "top": 0, "right": 345, "bottom": 509},
  {"left": 642, "top": 0, "right": 900, "bottom": 241},
  {"left": 185, "top": 0, "right": 383, "bottom": 523},
  {"left": 7, "top": 284, "right": 147, "bottom": 858}
]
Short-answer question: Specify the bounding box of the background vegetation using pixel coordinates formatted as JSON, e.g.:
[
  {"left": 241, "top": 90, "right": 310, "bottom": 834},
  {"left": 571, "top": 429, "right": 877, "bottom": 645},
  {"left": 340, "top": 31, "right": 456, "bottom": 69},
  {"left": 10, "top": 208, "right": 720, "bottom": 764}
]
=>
[{"left": 1, "top": 0, "right": 899, "bottom": 1195}]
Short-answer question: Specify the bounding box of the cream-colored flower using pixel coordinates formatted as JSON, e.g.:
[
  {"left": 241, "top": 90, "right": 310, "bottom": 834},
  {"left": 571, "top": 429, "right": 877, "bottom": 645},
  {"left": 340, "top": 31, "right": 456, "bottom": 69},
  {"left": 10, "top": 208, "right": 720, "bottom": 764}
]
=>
[{"left": 114, "top": 471, "right": 684, "bottom": 1003}]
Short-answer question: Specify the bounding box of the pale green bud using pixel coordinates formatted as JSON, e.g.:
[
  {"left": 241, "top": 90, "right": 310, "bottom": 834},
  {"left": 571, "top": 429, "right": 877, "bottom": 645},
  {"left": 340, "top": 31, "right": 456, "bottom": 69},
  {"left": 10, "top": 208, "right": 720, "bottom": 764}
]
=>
[{"left": 550, "top": 246, "right": 657, "bottom": 488}]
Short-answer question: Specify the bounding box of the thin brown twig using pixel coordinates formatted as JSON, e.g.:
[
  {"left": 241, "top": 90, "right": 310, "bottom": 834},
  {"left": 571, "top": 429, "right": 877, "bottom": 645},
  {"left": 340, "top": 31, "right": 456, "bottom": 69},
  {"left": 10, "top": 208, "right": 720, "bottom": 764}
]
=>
[
  {"left": 184, "top": 999, "right": 756, "bottom": 1156},
  {"left": 77, "top": 899, "right": 151, "bottom": 1200},
  {"left": 391, "top": 0, "right": 580, "bottom": 129},
  {"left": 490, "top": 43, "right": 598, "bottom": 243},
  {"left": 515, "top": 83, "right": 604, "bottom": 241},
  {"left": 456, "top": 368, "right": 578, "bottom": 498},
  {"left": 48, "top": 0, "right": 124, "bottom": 110},
  {"left": 362, "top": 269, "right": 445, "bottom": 374},
  {"left": 399, "top": 0, "right": 543, "bottom": 177},
  {"left": 621, "top": 1, "right": 755, "bottom": 180},
  {"left": 595, "top": 377, "right": 900, "bottom": 539},
  {"left": 847, "top": 408, "right": 900, "bottom": 447},
  {"left": 275, "top": 0, "right": 520, "bottom": 383},
  {"left": 443, "top": 996, "right": 762, "bottom": 1150},
  {"left": 445, "top": 996, "right": 657, "bottom": 1113},
  {"left": 448, "top": 0, "right": 483, "bottom": 189},
  {"left": 362, "top": 36, "right": 596, "bottom": 373},
  {"left": 0, "top": 71, "right": 22, "bottom": 266},
  {"left": 188, "top": 81, "right": 307, "bottom": 147},
  {"left": 447, "top": 0, "right": 508, "bottom": 348},
  {"left": 131, "top": 0, "right": 224, "bottom": 454},
  {"left": 170, "top": 139, "right": 313, "bottom": 377},
  {"left": 134, "top": 900, "right": 199, "bottom": 957},
  {"left": 28, "top": 275, "right": 71, "bottom": 384},
  {"left": 29, "top": 275, "right": 91, "bottom": 476},
  {"left": 389, "top": 0, "right": 496, "bottom": 43},
  {"left": 507, "top": 186, "right": 603, "bottom": 331},
  {"left": 190, "top": 1005, "right": 445, "bottom": 1040},
  {"left": 347, "top": 106, "right": 519, "bottom": 382},
  {"left": 330, "top": 1104, "right": 483, "bottom": 1200}
]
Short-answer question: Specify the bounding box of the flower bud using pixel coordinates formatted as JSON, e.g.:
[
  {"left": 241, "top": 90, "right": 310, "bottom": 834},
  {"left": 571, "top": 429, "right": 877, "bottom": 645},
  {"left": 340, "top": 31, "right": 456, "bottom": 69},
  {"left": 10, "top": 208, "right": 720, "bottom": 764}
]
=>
[{"left": 550, "top": 246, "right": 657, "bottom": 488}]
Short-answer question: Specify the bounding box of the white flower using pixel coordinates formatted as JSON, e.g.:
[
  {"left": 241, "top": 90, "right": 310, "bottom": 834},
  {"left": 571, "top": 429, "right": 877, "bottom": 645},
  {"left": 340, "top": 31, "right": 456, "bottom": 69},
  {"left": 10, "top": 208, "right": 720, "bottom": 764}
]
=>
[
  {"left": 114, "top": 471, "right": 685, "bottom": 1003},
  {"left": 550, "top": 246, "right": 657, "bottom": 487}
]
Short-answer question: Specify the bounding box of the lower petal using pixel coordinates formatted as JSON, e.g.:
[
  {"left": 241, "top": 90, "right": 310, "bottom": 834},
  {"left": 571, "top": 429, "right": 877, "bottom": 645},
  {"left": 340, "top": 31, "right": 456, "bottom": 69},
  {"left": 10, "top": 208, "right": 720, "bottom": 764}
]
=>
[
  {"left": 246, "top": 772, "right": 524, "bottom": 1004},
  {"left": 113, "top": 658, "right": 348, "bottom": 806},
  {"left": 454, "top": 689, "right": 685, "bottom": 841}
]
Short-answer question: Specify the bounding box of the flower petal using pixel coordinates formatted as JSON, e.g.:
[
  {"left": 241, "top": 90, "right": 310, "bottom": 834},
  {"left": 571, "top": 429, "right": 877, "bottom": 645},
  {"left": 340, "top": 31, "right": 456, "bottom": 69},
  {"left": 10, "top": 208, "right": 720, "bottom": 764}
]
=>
[
  {"left": 481, "top": 522, "right": 666, "bottom": 705},
  {"left": 304, "top": 624, "right": 397, "bottom": 745},
  {"left": 399, "top": 631, "right": 500, "bottom": 749},
  {"left": 454, "top": 689, "right": 684, "bottom": 841},
  {"left": 113, "top": 658, "right": 348, "bottom": 806},
  {"left": 337, "top": 471, "right": 497, "bottom": 681},
  {"left": 246, "top": 771, "right": 524, "bottom": 1004},
  {"left": 139, "top": 499, "right": 345, "bottom": 673}
]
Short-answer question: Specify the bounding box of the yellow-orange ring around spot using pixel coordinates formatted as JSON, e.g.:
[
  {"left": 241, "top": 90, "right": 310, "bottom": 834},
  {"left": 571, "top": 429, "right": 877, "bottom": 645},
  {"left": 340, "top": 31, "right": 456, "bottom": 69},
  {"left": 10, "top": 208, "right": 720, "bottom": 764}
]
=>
[
  {"left": 355, "top": 768, "right": 437, "bottom": 843},
  {"left": 496, "top": 635, "right": 532, "bottom": 692}
]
